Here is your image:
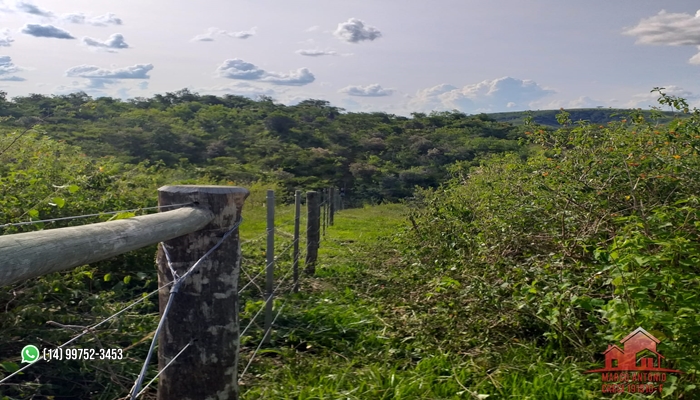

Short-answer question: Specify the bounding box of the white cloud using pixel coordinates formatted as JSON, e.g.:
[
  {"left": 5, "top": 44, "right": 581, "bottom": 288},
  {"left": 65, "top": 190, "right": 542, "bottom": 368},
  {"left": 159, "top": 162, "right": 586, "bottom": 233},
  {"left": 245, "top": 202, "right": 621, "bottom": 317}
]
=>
[
  {"left": 624, "top": 9, "right": 700, "bottom": 65},
  {"left": 0, "top": 55, "right": 27, "bottom": 81},
  {"left": 0, "top": 29, "right": 13, "bottom": 47},
  {"left": 339, "top": 83, "right": 394, "bottom": 97},
  {"left": 66, "top": 64, "right": 153, "bottom": 79},
  {"left": 223, "top": 27, "right": 256, "bottom": 39},
  {"left": 296, "top": 49, "right": 337, "bottom": 56},
  {"left": 216, "top": 58, "right": 315, "bottom": 86},
  {"left": 333, "top": 18, "right": 382, "bottom": 43},
  {"left": 20, "top": 23, "right": 74, "bottom": 39},
  {"left": 191, "top": 27, "right": 256, "bottom": 42},
  {"left": 14, "top": 1, "right": 53, "bottom": 17},
  {"left": 408, "top": 77, "right": 555, "bottom": 113},
  {"left": 61, "top": 12, "right": 123, "bottom": 26},
  {"left": 305, "top": 26, "right": 319, "bottom": 32},
  {"left": 81, "top": 33, "right": 129, "bottom": 51},
  {"left": 260, "top": 68, "right": 315, "bottom": 86},
  {"left": 529, "top": 95, "right": 607, "bottom": 110}
]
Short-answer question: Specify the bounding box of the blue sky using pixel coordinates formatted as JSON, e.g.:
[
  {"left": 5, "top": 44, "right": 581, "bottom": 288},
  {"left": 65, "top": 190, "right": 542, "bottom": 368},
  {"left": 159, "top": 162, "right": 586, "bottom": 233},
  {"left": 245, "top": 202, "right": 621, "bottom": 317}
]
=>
[{"left": 0, "top": 0, "right": 699, "bottom": 116}]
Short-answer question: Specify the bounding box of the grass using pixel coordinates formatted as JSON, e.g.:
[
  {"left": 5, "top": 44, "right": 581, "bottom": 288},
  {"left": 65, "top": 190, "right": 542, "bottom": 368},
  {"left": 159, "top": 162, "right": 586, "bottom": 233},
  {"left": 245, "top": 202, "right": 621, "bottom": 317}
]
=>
[{"left": 235, "top": 202, "right": 652, "bottom": 399}]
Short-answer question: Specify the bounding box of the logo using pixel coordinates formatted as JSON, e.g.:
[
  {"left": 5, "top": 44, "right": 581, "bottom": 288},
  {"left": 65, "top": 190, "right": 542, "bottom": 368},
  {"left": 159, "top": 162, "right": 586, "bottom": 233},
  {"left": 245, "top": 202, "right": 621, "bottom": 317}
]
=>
[
  {"left": 20, "top": 345, "right": 40, "bottom": 363},
  {"left": 584, "top": 327, "right": 683, "bottom": 394}
]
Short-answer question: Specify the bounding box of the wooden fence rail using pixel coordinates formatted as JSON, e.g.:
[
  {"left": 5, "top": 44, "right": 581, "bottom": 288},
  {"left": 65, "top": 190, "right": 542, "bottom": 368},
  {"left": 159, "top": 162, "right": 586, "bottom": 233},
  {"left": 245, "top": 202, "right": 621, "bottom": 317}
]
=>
[{"left": 0, "top": 184, "right": 344, "bottom": 400}]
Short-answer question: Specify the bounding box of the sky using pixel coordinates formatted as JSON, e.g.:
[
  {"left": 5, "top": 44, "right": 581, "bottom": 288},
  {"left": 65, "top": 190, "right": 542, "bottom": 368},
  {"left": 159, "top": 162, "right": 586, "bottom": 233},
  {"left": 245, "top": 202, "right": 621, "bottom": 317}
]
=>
[{"left": 0, "top": 0, "right": 699, "bottom": 116}]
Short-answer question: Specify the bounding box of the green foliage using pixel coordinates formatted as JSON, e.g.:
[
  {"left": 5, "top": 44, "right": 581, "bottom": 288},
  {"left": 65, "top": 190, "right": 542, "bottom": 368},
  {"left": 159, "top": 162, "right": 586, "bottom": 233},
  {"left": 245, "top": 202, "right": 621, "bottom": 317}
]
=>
[{"left": 393, "top": 89, "right": 700, "bottom": 397}]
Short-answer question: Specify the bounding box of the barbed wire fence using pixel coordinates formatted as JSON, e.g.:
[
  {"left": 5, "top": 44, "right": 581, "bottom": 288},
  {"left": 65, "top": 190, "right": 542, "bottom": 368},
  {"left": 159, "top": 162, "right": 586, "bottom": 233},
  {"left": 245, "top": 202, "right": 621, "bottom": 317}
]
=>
[{"left": 0, "top": 186, "right": 340, "bottom": 399}]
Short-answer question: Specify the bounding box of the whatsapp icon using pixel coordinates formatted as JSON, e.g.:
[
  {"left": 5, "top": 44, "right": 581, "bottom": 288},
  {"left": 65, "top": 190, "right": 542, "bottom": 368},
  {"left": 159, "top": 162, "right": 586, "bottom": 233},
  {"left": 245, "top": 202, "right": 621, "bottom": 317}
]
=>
[{"left": 21, "top": 345, "right": 40, "bottom": 363}]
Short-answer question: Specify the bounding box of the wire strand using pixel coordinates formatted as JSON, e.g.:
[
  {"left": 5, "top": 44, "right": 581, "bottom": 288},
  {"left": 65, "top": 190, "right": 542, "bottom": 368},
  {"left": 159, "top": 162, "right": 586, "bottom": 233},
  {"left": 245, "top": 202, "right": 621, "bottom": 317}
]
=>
[
  {"left": 0, "top": 203, "right": 194, "bottom": 229},
  {"left": 0, "top": 281, "right": 172, "bottom": 385},
  {"left": 239, "top": 283, "right": 295, "bottom": 380},
  {"left": 239, "top": 266, "right": 295, "bottom": 339},
  {"left": 133, "top": 340, "right": 193, "bottom": 398},
  {"left": 238, "top": 237, "right": 298, "bottom": 295}
]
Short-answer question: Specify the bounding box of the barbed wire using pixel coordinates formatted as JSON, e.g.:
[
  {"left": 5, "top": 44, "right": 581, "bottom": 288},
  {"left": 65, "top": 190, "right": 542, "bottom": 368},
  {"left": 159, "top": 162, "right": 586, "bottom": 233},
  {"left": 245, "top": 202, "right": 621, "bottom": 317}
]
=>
[
  {"left": 133, "top": 339, "right": 193, "bottom": 398},
  {"left": 238, "top": 236, "right": 299, "bottom": 295},
  {"left": 128, "top": 217, "right": 244, "bottom": 399},
  {"left": 0, "top": 203, "right": 195, "bottom": 229},
  {"left": 239, "top": 282, "right": 296, "bottom": 381},
  {"left": 239, "top": 266, "right": 295, "bottom": 339}
]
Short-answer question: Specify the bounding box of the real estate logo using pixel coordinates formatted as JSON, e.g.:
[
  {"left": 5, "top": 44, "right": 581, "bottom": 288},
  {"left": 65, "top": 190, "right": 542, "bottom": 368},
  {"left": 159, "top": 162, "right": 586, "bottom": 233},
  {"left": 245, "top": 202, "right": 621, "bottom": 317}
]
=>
[{"left": 584, "top": 327, "right": 683, "bottom": 394}]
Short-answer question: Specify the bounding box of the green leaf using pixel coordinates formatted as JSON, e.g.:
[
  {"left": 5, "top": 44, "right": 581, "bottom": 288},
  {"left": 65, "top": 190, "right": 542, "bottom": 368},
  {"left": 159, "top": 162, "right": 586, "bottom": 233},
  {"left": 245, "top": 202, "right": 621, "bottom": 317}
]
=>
[
  {"left": 136, "top": 272, "right": 148, "bottom": 280},
  {"left": 68, "top": 184, "right": 79, "bottom": 194},
  {"left": 612, "top": 276, "right": 623, "bottom": 286},
  {"left": 51, "top": 197, "right": 65, "bottom": 208},
  {"left": 123, "top": 275, "right": 132, "bottom": 284},
  {"left": 104, "top": 273, "right": 112, "bottom": 282},
  {"left": 28, "top": 209, "right": 39, "bottom": 218},
  {"left": 0, "top": 361, "right": 19, "bottom": 373}
]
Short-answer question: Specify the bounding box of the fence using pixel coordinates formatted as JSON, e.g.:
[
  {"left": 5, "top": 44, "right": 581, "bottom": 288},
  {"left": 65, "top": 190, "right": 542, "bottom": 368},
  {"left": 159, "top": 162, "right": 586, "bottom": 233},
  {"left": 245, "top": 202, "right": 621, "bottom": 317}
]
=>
[{"left": 0, "top": 184, "right": 344, "bottom": 399}]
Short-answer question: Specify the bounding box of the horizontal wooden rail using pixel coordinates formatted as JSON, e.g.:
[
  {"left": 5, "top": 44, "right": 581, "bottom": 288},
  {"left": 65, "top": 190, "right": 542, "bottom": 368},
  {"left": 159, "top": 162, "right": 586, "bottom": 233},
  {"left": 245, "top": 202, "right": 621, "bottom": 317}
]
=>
[{"left": 0, "top": 206, "right": 214, "bottom": 287}]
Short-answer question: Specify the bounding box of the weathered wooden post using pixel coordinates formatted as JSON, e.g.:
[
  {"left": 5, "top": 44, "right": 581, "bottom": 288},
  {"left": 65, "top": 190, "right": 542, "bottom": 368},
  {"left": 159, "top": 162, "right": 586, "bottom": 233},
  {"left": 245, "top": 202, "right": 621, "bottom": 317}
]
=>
[
  {"left": 292, "top": 190, "right": 301, "bottom": 293},
  {"left": 263, "top": 190, "right": 274, "bottom": 344},
  {"left": 329, "top": 187, "right": 335, "bottom": 226},
  {"left": 155, "top": 185, "right": 248, "bottom": 400},
  {"left": 304, "top": 191, "right": 319, "bottom": 275}
]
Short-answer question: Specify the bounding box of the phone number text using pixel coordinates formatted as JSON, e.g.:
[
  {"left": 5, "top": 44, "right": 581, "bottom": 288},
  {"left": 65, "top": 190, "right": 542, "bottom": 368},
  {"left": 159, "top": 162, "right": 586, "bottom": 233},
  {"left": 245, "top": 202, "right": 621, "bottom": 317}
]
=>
[{"left": 43, "top": 347, "right": 123, "bottom": 362}]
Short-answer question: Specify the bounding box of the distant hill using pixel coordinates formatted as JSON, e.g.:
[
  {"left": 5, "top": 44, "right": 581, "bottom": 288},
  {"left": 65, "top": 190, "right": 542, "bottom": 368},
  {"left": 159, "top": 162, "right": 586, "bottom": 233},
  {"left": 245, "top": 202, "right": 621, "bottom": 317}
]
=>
[{"left": 486, "top": 108, "right": 688, "bottom": 128}]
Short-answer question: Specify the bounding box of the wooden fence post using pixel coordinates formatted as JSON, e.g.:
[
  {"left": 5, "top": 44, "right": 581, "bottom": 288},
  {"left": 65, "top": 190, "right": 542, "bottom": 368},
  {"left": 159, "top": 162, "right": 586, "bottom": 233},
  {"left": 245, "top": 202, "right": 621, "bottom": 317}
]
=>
[
  {"left": 305, "top": 191, "right": 319, "bottom": 275},
  {"left": 321, "top": 188, "right": 326, "bottom": 238},
  {"left": 329, "top": 187, "right": 335, "bottom": 226},
  {"left": 293, "top": 190, "right": 301, "bottom": 293},
  {"left": 156, "top": 185, "right": 249, "bottom": 400},
  {"left": 263, "top": 190, "right": 274, "bottom": 344}
]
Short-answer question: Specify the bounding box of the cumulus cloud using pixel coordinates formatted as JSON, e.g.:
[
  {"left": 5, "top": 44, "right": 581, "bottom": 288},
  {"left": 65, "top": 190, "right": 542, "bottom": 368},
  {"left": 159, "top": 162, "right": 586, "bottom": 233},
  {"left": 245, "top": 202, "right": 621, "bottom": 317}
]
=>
[
  {"left": 0, "top": 55, "right": 26, "bottom": 81},
  {"left": 339, "top": 83, "right": 394, "bottom": 97},
  {"left": 191, "top": 27, "right": 256, "bottom": 41},
  {"left": 624, "top": 9, "right": 700, "bottom": 64},
  {"left": 61, "top": 12, "right": 123, "bottom": 26},
  {"left": 260, "top": 68, "right": 315, "bottom": 86},
  {"left": 14, "top": 1, "right": 53, "bottom": 17},
  {"left": 216, "top": 58, "right": 315, "bottom": 86},
  {"left": 81, "top": 33, "right": 129, "bottom": 51},
  {"left": 296, "top": 49, "right": 337, "bottom": 56},
  {"left": 0, "top": 29, "right": 14, "bottom": 47},
  {"left": 409, "top": 77, "right": 555, "bottom": 113},
  {"left": 20, "top": 23, "right": 74, "bottom": 39},
  {"left": 216, "top": 59, "right": 266, "bottom": 79},
  {"left": 333, "top": 18, "right": 382, "bottom": 43},
  {"left": 66, "top": 64, "right": 153, "bottom": 79}
]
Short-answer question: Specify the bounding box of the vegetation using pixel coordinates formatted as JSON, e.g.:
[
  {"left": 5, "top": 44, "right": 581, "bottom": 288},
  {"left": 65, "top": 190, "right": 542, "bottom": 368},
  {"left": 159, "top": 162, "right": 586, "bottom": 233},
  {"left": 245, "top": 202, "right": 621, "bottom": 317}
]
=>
[{"left": 1, "top": 87, "right": 699, "bottom": 398}]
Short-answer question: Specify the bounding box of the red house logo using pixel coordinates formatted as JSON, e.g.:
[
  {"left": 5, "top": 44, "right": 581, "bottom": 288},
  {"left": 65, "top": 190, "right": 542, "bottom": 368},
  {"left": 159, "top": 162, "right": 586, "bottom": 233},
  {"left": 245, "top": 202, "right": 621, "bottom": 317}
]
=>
[{"left": 584, "top": 327, "right": 683, "bottom": 394}]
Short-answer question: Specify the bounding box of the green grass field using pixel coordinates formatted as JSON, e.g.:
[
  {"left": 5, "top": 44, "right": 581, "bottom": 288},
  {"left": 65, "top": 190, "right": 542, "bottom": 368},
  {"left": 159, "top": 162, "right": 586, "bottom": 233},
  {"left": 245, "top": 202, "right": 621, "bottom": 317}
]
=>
[{"left": 234, "top": 203, "right": 631, "bottom": 400}]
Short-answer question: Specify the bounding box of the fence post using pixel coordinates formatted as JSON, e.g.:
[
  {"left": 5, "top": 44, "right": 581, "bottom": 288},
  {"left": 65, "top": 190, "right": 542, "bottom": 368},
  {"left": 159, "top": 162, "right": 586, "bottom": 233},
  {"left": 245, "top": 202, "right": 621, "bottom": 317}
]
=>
[
  {"left": 329, "top": 187, "right": 335, "bottom": 226},
  {"left": 155, "top": 185, "right": 249, "bottom": 400},
  {"left": 293, "top": 190, "right": 301, "bottom": 293},
  {"left": 263, "top": 190, "right": 274, "bottom": 344},
  {"left": 305, "top": 191, "right": 319, "bottom": 275},
  {"left": 321, "top": 188, "right": 326, "bottom": 238}
]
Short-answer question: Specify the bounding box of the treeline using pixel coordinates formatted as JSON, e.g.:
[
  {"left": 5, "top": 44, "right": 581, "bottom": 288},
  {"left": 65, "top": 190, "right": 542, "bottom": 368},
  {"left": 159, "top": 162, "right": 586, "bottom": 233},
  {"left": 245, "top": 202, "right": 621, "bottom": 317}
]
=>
[
  {"left": 0, "top": 89, "right": 532, "bottom": 204},
  {"left": 489, "top": 107, "right": 685, "bottom": 127}
]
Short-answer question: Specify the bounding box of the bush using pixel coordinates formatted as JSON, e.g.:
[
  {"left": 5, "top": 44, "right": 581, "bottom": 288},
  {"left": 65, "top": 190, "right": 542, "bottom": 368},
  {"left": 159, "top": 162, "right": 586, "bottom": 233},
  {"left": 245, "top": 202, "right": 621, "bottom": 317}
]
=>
[{"left": 395, "top": 89, "right": 700, "bottom": 397}]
